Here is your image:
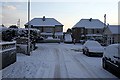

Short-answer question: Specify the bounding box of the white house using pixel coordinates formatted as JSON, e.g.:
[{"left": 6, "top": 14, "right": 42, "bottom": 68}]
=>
[
  {"left": 25, "top": 16, "right": 64, "bottom": 41},
  {"left": 104, "top": 25, "right": 120, "bottom": 45},
  {"left": 72, "top": 18, "right": 104, "bottom": 43}
]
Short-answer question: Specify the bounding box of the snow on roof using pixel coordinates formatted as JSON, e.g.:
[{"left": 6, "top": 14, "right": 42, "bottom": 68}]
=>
[
  {"left": 25, "top": 17, "right": 63, "bottom": 27},
  {"left": 108, "top": 25, "right": 120, "bottom": 34},
  {"left": 73, "top": 18, "right": 104, "bottom": 29}
]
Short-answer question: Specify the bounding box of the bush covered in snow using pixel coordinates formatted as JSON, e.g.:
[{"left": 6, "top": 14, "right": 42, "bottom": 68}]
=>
[
  {"left": 2, "top": 27, "right": 39, "bottom": 43},
  {"left": 2, "top": 30, "right": 13, "bottom": 41}
]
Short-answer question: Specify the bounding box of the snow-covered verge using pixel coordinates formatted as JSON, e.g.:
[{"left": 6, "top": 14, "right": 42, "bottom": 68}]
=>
[{"left": 1, "top": 43, "right": 118, "bottom": 78}]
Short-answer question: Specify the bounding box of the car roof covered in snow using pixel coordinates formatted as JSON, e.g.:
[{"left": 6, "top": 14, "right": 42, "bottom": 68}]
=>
[
  {"left": 108, "top": 25, "right": 120, "bottom": 34},
  {"left": 73, "top": 18, "right": 104, "bottom": 29},
  {"left": 25, "top": 17, "right": 63, "bottom": 27}
]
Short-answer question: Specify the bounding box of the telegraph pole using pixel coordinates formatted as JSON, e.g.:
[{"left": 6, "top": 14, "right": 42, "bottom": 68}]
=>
[
  {"left": 27, "top": 0, "right": 31, "bottom": 56},
  {"left": 104, "top": 14, "right": 106, "bottom": 27},
  {"left": 103, "top": 14, "right": 107, "bottom": 45},
  {"left": 17, "top": 19, "right": 20, "bottom": 28}
]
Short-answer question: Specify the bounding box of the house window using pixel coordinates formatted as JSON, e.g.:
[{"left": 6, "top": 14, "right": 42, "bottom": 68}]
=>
[
  {"left": 92, "top": 29, "right": 94, "bottom": 34},
  {"left": 43, "top": 28, "right": 53, "bottom": 33},
  {"left": 55, "top": 27, "right": 62, "bottom": 32},
  {"left": 81, "top": 28, "right": 84, "bottom": 34},
  {"left": 85, "top": 29, "right": 88, "bottom": 34},
  {"left": 87, "top": 29, "right": 92, "bottom": 34},
  {"left": 96, "top": 30, "right": 100, "bottom": 34},
  {"left": 112, "top": 37, "right": 114, "bottom": 44},
  {"left": 108, "top": 36, "right": 113, "bottom": 44}
]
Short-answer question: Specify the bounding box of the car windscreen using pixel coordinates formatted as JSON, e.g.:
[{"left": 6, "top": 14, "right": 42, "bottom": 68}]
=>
[{"left": 84, "top": 41, "right": 101, "bottom": 47}]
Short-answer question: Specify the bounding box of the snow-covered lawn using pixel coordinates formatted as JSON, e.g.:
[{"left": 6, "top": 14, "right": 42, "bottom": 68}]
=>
[{"left": 1, "top": 43, "right": 118, "bottom": 78}]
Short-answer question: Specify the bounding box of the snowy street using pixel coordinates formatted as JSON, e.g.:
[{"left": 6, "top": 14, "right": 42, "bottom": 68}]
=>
[{"left": 2, "top": 43, "right": 117, "bottom": 78}]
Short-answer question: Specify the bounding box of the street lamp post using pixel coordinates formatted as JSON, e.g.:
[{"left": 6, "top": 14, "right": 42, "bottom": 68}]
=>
[{"left": 27, "top": 0, "right": 31, "bottom": 56}]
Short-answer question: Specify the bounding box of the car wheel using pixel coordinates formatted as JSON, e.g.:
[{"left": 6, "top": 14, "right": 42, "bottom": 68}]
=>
[
  {"left": 83, "top": 49, "right": 85, "bottom": 54},
  {"left": 87, "top": 52, "right": 90, "bottom": 56},
  {"left": 88, "top": 52, "right": 91, "bottom": 56},
  {"left": 85, "top": 50, "right": 87, "bottom": 55},
  {"left": 102, "top": 58, "right": 107, "bottom": 69},
  {"left": 86, "top": 50, "right": 90, "bottom": 56}
]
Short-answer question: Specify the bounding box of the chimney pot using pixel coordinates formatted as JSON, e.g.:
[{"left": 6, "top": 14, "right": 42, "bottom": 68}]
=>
[
  {"left": 43, "top": 16, "right": 45, "bottom": 21},
  {"left": 89, "top": 18, "right": 92, "bottom": 22}
]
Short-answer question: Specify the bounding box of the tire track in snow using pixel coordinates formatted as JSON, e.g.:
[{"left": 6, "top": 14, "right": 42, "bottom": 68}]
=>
[
  {"left": 53, "top": 47, "right": 61, "bottom": 78},
  {"left": 74, "top": 54, "right": 109, "bottom": 78},
  {"left": 69, "top": 48, "right": 116, "bottom": 78},
  {"left": 57, "top": 47, "right": 69, "bottom": 78},
  {"left": 37, "top": 44, "right": 61, "bottom": 78},
  {"left": 62, "top": 44, "right": 116, "bottom": 78},
  {"left": 51, "top": 45, "right": 69, "bottom": 78},
  {"left": 35, "top": 45, "right": 52, "bottom": 78},
  {"left": 61, "top": 46, "right": 98, "bottom": 78}
]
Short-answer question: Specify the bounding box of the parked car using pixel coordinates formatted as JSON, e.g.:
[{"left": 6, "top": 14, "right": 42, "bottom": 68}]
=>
[
  {"left": 102, "top": 44, "right": 120, "bottom": 77},
  {"left": 82, "top": 40, "right": 104, "bottom": 56}
]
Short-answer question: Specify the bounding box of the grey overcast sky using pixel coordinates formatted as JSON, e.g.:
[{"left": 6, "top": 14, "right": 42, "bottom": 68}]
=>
[{"left": 1, "top": 0, "right": 119, "bottom": 32}]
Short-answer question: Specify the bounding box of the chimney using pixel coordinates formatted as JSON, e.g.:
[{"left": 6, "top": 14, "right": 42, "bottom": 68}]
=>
[
  {"left": 43, "top": 16, "right": 45, "bottom": 21},
  {"left": 89, "top": 18, "right": 92, "bottom": 22}
]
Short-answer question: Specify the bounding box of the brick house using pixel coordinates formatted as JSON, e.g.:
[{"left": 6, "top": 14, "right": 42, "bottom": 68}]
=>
[
  {"left": 25, "top": 16, "right": 64, "bottom": 41},
  {"left": 72, "top": 18, "right": 104, "bottom": 43}
]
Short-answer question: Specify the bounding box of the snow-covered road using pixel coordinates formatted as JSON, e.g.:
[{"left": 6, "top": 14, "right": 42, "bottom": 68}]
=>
[{"left": 2, "top": 43, "right": 118, "bottom": 78}]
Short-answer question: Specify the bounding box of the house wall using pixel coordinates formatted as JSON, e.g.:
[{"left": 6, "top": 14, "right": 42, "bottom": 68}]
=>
[
  {"left": 86, "top": 28, "right": 103, "bottom": 34},
  {"left": 55, "top": 27, "right": 63, "bottom": 41},
  {"left": 38, "top": 27, "right": 43, "bottom": 32},
  {"left": 103, "top": 27, "right": 111, "bottom": 45},
  {"left": 41, "top": 27, "right": 63, "bottom": 40},
  {"left": 113, "top": 34, "right": 120, "bottom": 43},
  {"left": 104, "top": 27, "right": 112, "bottom": 35},
  {"left": 86, "top": 28, "right": 103, "bottom": 42},
  {"left": 72, "top": 27, "right": 104, "bottom": 43},
  {"left": 26, "top": 25, "right": 63, "bottom": 41},
  {"left": 43, "top": 27, "right": 54, "bottom": 33},
  {"left": 31, "top": 26, "right": 63, "bottom": 33},
  {"left": 104, "top": 34, "right": 120, "bottom": 45},
  {"left": 55, "top": 27, "right": 63, "bottom": 32}
]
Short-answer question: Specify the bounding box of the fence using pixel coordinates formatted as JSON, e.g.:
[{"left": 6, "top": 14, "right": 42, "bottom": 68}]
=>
[{"left": 0, "top": 41, "right": 16, "bottom": 69}]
